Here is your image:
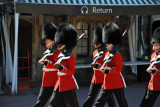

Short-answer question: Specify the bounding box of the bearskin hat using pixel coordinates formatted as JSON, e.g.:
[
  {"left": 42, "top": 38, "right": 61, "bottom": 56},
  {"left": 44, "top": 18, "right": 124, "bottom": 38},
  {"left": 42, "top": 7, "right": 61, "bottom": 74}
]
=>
[
  {"left": 55, "top": 22, "right": 77, "bottom": 50},
  {"left": 102, "top": 22, "right": 122, "bottom": 45},
  {"left": 93, "top": 26, "right": 103, "bottom": 45},
  {"left": 151, "top": 27, "right": 160, "bottom": 44},
  {"left": 42, "top": 23, "right": 57, "bottom": 40}
]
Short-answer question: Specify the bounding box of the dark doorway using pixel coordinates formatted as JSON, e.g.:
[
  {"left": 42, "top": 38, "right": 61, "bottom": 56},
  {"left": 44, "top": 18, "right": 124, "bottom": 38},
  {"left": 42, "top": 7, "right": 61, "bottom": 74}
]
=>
[{"left": 18, "top": 20, "right": 32, "bottom": 81}]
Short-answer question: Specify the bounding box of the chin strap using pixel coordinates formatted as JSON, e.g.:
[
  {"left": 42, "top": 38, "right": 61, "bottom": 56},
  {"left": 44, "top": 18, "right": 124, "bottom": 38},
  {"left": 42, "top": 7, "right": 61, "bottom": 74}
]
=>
[
  {"left": 58, "top": 45, "right": 66, "bottom": 51},
  {"left": 106, "top": 44, "right": 113, "bottom": 49},
  {"left": 153, "top": 46, "right": 160, "bottom": 50},
  {"left": 95, "top": 44, "right": 102, "bottom": 49},
  {"left": 46, "top": 41, "right": 53, "bottom": 47}
]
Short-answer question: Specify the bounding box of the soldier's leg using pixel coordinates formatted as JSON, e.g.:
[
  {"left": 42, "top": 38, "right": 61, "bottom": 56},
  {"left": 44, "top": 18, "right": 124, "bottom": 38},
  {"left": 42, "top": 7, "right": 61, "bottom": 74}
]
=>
[
  {"left": 107, "top": 93, "right": 116, "bottom": 107},
  {"left": 140, "top": 89, "right": 160, "bottom": 107},
  {"left": 62, "top": 89, "right": 79, "bottom": 107},
  {"left": 34, "top": 86, "right": 54, "bottom": 107},
  {"left": 94, "top": 89, "right": 112, "bottom": 107},
  {"left": 49, "top": 88, "right": 67, "bottom": 107},
  {"left": 113, "top": 88, "right": 128, "bottom": 107},
  {"left": 83, "top": 83, "right": 102, "bottom": 107}
]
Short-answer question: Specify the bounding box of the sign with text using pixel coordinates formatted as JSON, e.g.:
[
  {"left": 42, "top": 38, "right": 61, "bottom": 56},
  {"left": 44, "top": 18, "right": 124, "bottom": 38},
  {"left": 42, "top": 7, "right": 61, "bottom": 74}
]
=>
[
  {"left": 81, "top": 6, "right": 112, "bottom": 14},
  {"left": 81, "top": 6, "right": 112, "bottom": 15},
  {"left": 16, "top": 3, "right": 160, "bottom": 15}
]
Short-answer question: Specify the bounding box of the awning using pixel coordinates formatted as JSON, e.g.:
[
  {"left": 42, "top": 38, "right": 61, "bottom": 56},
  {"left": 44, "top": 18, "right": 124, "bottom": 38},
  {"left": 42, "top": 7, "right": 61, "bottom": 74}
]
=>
[{"left": 16, "top": 0, "right": 160, "bottom": 15}]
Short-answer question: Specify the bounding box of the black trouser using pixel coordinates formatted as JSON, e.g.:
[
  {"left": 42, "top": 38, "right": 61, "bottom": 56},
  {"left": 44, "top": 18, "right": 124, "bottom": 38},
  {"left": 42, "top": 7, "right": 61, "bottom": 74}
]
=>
[
  {"left": 94, "top": 88, "right": 128, "bottom": 107},
  {"left": 140, "top": 89, "right": 160, "bottom": 107},
  {"left": 34, "top": 86, "right": 54, "bottom": 107},
  {"left": 49, "top": 88, "right": 79, "bottom": 107},
  {"left": 83, "top": 83, "right": 115, "bottom": 107}
]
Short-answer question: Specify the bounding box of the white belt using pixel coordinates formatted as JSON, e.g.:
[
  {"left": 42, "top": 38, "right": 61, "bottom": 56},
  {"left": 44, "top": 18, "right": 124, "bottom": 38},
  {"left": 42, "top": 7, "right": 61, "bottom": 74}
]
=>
[
  {"left": 43, "top": 68, "right": 58, "bottom": 72},
  {"left": 57, "top": 72, "right": 66, "bottom": 76}
]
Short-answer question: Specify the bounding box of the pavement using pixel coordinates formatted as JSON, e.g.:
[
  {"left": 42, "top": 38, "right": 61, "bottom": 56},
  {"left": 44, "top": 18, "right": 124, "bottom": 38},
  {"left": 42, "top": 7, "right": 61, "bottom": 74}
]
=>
[{"left": 0, "top": 75, "right": 160, "bottom": 107}]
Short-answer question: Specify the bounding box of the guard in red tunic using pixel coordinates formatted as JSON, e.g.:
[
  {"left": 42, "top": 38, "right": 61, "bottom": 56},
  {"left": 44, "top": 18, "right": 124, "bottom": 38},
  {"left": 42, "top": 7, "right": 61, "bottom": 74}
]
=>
[
  {"left": 94, "top": 22, "right": 128, "bottom": 107},
  {"left": 49, "top": 22, "right": 79, "bottom": 107},
  {"left": 140, "top": 27, "right": 160, "bottom": 107},
  {"left": 34, "top": 23, "right": 66, "bottom": 107},
  {"left": 83, "top": 27, "right": 115, "bottom": 107}
]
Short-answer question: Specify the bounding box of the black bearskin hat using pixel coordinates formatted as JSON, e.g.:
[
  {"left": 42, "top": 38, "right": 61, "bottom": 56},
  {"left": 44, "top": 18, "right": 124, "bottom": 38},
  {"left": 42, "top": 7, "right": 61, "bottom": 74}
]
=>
[
  {"left": 102, "top": 22, "right": 122, "bottom": 45},
  {"left": 42, "top": 23, "right": 57, "bottom": 40},
  {"left": 55, "top": 22, "right": 77, "bottom": 50},
  {"left": 93, "top": 26, "right": 103, "bottom": 45},
  {"left": 151, "top": 27, "right": 160, "bottom": 44}
]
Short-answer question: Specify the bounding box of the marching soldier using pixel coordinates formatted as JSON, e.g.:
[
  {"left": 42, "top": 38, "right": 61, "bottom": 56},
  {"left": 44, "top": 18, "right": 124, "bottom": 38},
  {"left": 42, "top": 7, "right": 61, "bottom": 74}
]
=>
[
  {"left": 94, "top": 22, "right": 128, "bottom": 107},
  {"left": 34, "top": 23, "right": 66, "bottom": 107},
  {"left": 140, "top": 27, "right": 160, "bottom": 107},
  {"left": 83, "top": 27, "right": 115, "bottom": 107},
  {"left": 49, "top": 22, "right": 79, "bottom": 107}
]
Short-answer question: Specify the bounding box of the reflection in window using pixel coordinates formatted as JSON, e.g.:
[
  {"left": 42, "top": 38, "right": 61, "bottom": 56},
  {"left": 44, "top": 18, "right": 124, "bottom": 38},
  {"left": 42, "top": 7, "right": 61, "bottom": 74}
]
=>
[
  {"left": 92, "top": 22, "right": 104, "bottom": 52},
  {"left": 77, "top": 21, "right": 89, "bottom": 58}
]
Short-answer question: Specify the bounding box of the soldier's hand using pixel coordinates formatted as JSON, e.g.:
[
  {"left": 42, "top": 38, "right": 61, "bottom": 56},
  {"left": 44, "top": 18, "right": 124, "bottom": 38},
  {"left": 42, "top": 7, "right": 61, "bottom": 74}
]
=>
[
  {"left": 104, "top": 69, "right": 110, "bottom": 74},
  {"left": 147, "top": 68, "right": 157, "bottom": 74},
  {"left": 99, "top": 67, "right": 105, "bottom": 73},
  {"left": 151, "top": 69, "right": 157, "bottom": 74},
  {"left": 91, "top": 63, "right": 99, "bottom": 68},
  {"left": 44, "top": 61, "right": 48, "bottom": 66},
  {"left": 92, "top": 64, "right": 99, "bottom": 71},
  {"left": 99, "top": 67, "right": 111, "bottom": 74},
  {"left": 54, "top": 63, "right": 61, "bottom": 68},
  {"left": 39, "top": 59, "right": 45, "bottom": 64},
  {"left": 146, "top": 68, "right": 154, "bottom": 73},
  {"left": 91, "top": 63, "right": 95, "bottom": 68}
]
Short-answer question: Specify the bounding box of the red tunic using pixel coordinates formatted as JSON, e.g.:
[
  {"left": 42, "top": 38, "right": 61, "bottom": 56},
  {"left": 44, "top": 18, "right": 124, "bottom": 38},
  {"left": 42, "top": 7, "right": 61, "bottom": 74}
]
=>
[
  {"left": 42, "top": 50, "right": 60, "bottom": 87},
  {"left": 148, "top": 52, "right": 160, "bottom": 91},
  {"left": 54, "top": 54, "right": 77, "bottom": 92},
  {"left": 91, "top": 50, "right": 105, "bottom": 84},
  {"left": 102, "top": 51, "right": 126, "bottom": 89}
]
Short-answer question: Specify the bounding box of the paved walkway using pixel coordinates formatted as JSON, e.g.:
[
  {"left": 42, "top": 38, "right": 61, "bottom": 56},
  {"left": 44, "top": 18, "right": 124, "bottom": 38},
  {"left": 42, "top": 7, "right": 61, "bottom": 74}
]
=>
[{"left": 0, "top": 79, "right": 160, "bottom": 107}]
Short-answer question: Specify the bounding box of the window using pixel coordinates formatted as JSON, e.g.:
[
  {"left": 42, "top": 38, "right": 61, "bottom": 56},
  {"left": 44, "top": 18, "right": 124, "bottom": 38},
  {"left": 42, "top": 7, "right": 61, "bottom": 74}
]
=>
[{"left": 77, "top": 21, "right": 89, "bottom": 58}]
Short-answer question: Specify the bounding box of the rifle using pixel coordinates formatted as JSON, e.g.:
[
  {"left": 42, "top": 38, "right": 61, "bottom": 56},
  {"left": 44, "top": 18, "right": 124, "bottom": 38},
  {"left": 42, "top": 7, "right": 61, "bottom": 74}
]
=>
[
  {"left": 39, "top": 45, "right": 57, "bottom": 65},
  {"left": 95, "top": 44, "right": 120, "bottom": 74},
  {"left": 91, "top": 45, "right": 106, "bottom": 68},
  {"left": 101, "top": 44, "right": 120, "bottom": 68},
  {"left": 91, "top": 51, "right": 104, "bottom": 66},
  {"left": 147, "top": 54, "right": 160, "bottom": 74}
]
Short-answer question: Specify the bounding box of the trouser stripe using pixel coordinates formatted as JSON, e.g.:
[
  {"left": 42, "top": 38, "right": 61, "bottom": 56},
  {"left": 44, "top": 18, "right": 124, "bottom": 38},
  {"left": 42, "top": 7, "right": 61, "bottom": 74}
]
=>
[
  {"left": 72, "top": 90, "right": 78, "bottom": 107},
  {"left": 110, "top": 95, "right": 116, "bottom": 107},
  {"left": 121, "top": 88, "right": 127, "bottom": 107}
]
